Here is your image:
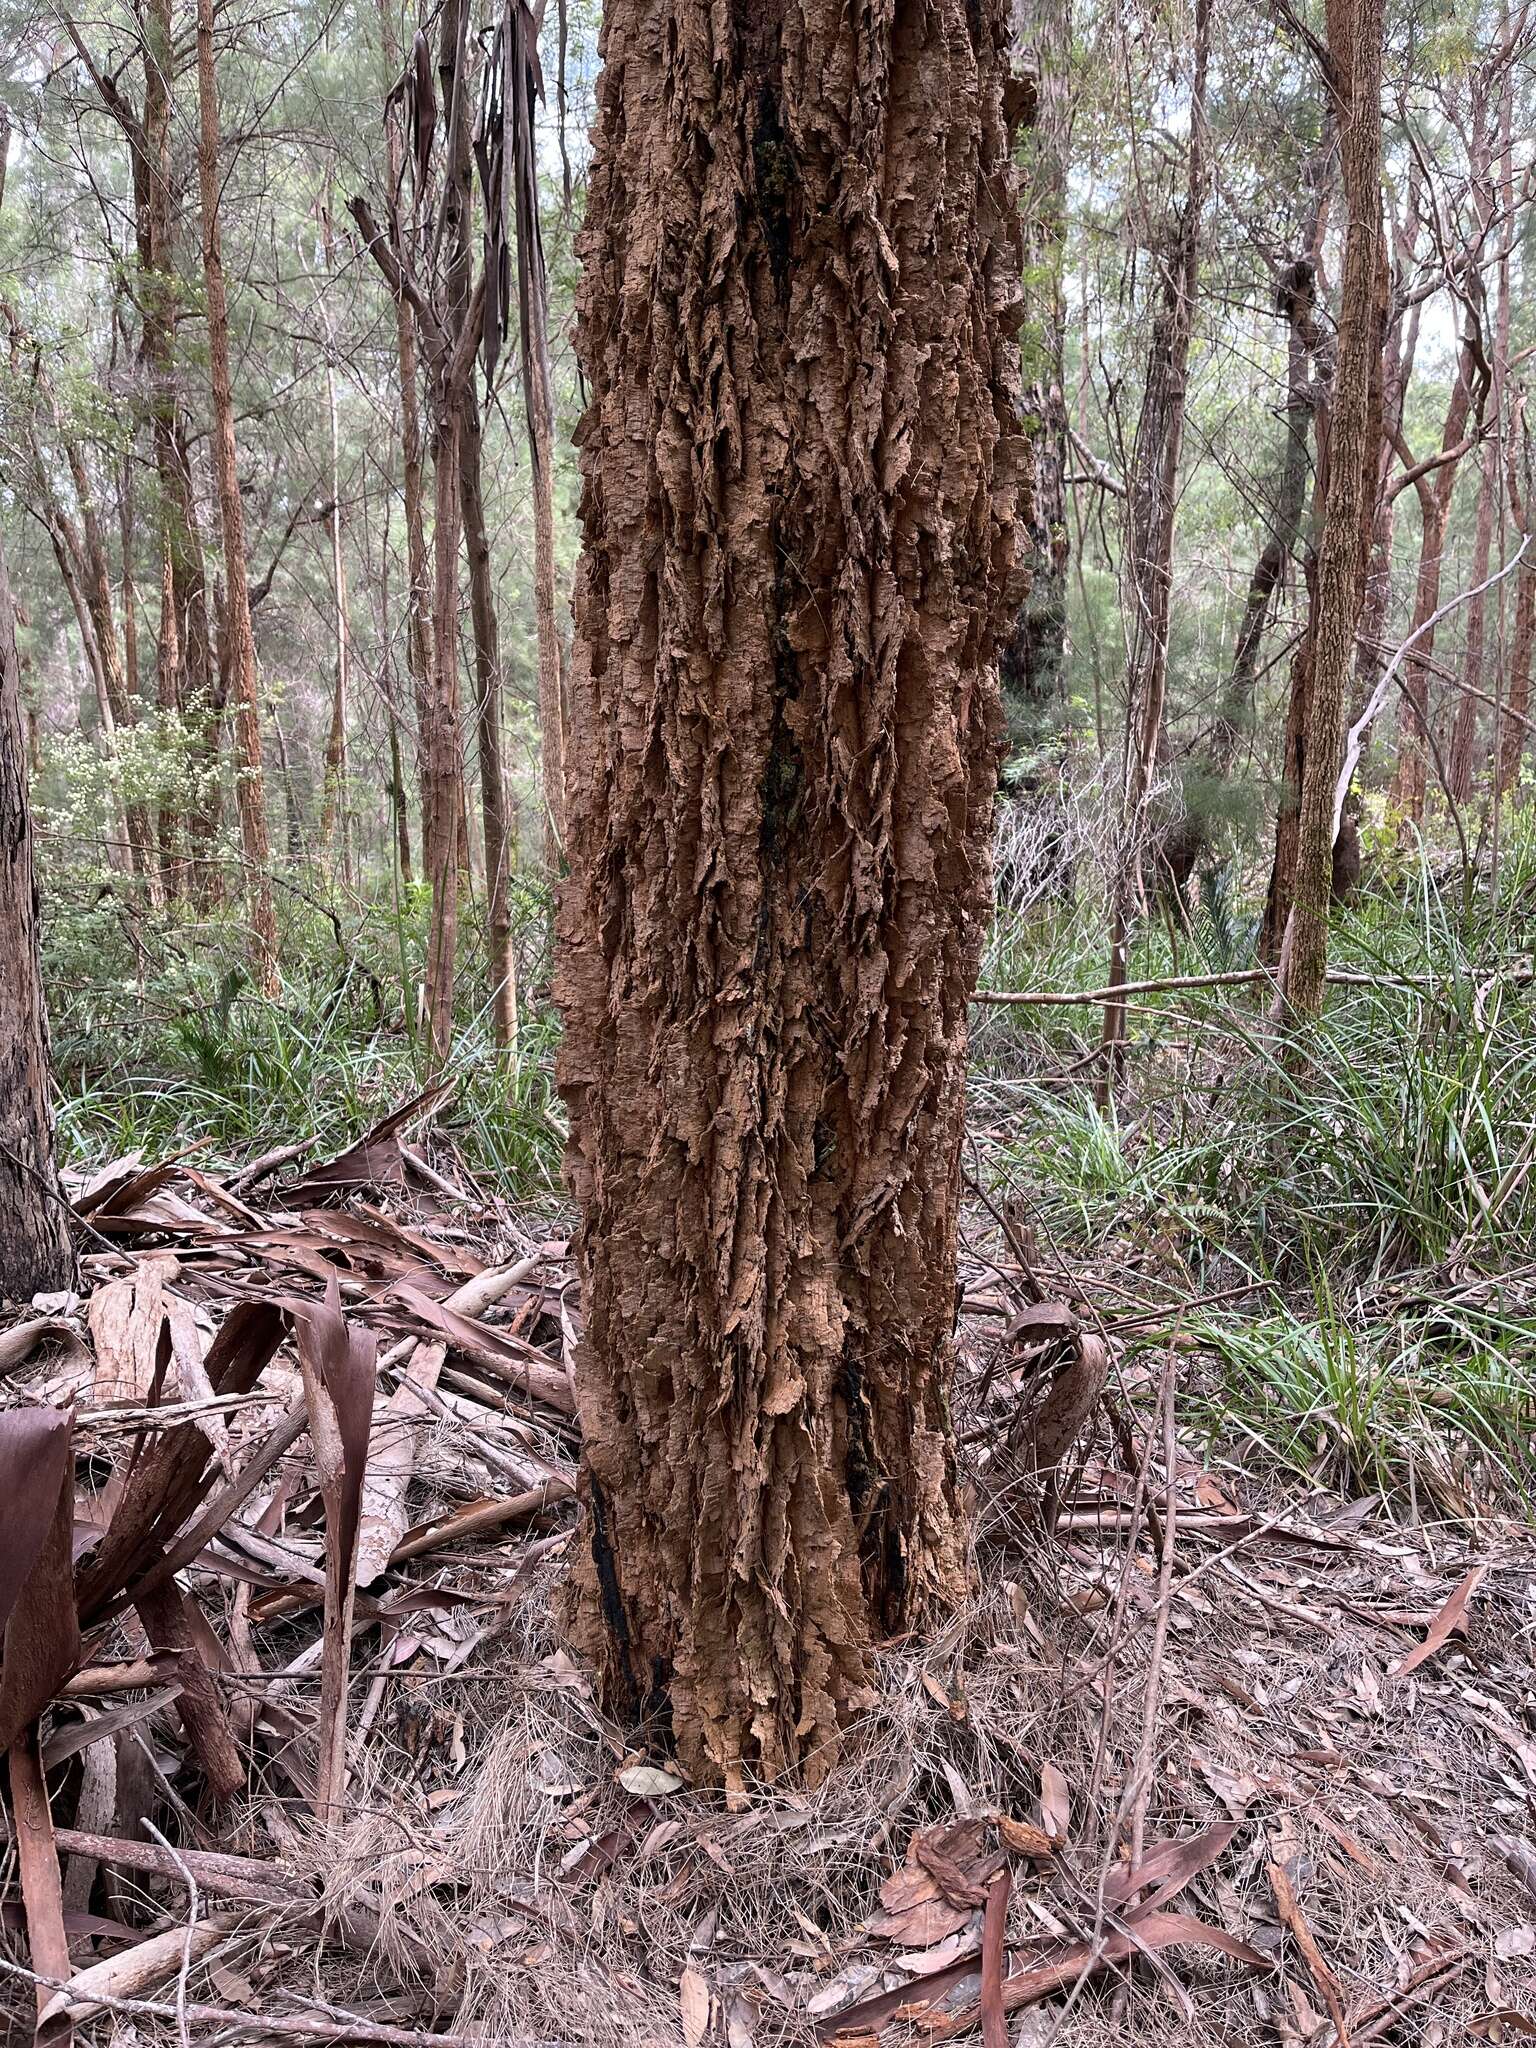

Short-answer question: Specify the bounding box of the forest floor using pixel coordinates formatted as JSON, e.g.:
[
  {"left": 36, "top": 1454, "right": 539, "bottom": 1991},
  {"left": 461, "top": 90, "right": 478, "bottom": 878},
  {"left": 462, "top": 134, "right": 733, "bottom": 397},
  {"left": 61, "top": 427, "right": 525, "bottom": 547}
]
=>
[{"left": 2, "top": 1069, "right": 1535, "bottom": 2048}]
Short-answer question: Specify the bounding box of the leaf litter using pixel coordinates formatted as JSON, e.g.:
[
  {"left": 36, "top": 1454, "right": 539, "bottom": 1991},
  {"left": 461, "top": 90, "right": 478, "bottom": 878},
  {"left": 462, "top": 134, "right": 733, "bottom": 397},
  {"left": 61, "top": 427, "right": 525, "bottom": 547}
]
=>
[{"left": 0, "top": 1097, "right": 1532, "bottom": 2045}]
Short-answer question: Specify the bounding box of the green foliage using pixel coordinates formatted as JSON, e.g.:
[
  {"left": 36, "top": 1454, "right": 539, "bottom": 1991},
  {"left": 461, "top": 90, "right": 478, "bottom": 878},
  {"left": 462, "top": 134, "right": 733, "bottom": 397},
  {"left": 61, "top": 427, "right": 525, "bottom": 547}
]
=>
[
  {"left": 46, "top": 865, "right": 565, "bottom": 1201},
  {"left": 981, "top": 844, "right": 1536, "bottom": 1510}
]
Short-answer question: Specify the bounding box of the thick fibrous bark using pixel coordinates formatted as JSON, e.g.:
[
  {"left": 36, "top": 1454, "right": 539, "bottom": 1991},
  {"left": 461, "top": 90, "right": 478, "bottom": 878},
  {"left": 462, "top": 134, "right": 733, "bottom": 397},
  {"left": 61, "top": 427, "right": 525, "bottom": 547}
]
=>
[
  {"left": 558, "top": 0, "right": 1025, "bottom": 1790},
  {"left": 0, "top": 531, "right": 73, "bottom": 1299},
  {"left": 1283, "top": 0, "right": 1386, "bottom": 1020}
]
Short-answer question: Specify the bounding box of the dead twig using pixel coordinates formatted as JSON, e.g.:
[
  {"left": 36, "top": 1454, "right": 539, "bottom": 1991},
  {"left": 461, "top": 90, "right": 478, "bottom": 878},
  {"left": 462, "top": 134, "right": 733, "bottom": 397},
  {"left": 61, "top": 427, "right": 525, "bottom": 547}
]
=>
[{"left": 0, "top": 1956, "right": 576, "bottom": 2047}]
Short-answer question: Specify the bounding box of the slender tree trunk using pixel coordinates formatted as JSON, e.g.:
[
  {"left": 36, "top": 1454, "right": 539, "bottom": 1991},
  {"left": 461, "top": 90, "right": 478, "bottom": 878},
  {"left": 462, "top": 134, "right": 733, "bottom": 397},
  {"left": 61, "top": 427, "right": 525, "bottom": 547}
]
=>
[
  {"left": 1260, "top": 550, "right": 1317, "bottom": 966},
  {"left": 317, "top": 207, "right": 352, "bottom": 879},
  {"left": 559, "top": 0, "right": 1026, "bottom": 1790},
  {"left": 194, "top": 0, "right": 277, "bottom": 989},
  {"left": 319, "top": 492, "right": 351, "bottom": 870},
  {"left": 1000, "top": 0, "right": 1070, "bottom": 734},
  {"left": 0, "top": 525, "right": 73, "bottom": 1297},
  {"left": 1500, "top": 392, "right": 1536, "bottom": 798},
  {"left": 458, "top": 388, "right": 516, "bottom": 1049},
  {"left": 526, "top": 255, "right": 566, "bottom": 874},
  {"left": 388, "top": 704, "right": 413, "bottom": 883},
  {"left": 272, "top": 712, "right": 306, "bottom": 868},
  {"left": 1351, "top": 177, "right": 1423, "bottom": 737},
  {"left": 1448, "top": 74, "right": 1511, "bottom": 805},
  {"left": 65, "top": 439, "right": 161, "bottom": 897},
  {"left": 1500, "top": 563, "right": 1534, "bottom": 796},
  {"left": 1390, "top": 326, "right": 1482, "bottom": 826},
  {"left": 1282, "top": 0, "right": 1386, "bottom": 1021},
  {"left": 141, "top": 0, "right": 218, "bottom": 897},
  {"left": 1208, "top": 145, "right": 1329, "bottom": 783},
  {"left": 371, "top": 0, "right": 438, "bottom": 894},
  {"left": 423, "top": 399, "right": 464, "bottom": 1061},
  {"left": 1097, "top": 0, "right": 1209, "bottom": 1100}
]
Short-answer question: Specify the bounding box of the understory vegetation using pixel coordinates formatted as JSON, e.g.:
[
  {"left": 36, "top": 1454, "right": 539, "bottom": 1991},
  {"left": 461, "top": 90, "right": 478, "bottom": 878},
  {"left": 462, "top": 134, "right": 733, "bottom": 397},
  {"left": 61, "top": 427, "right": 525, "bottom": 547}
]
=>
[{"left": 42, "top": 813, "right": 1536, "bottom": 1523}]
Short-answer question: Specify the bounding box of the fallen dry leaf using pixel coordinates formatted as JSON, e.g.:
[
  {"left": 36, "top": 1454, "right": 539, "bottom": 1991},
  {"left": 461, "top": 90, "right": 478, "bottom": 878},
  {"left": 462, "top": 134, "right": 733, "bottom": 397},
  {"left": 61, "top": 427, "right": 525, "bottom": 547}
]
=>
[
  {"left": 0, "top": 1407, "right": 81, "bottom": 1750},
  {"left": 1393, "top": 1564, "right": 1488, "bottom": 1676},
  {"left": 680, "top": 1964, "right": 711, "bottom": 2046},
  {"left": 1038, "top": 1762, "right": 1071, "bottom": 1844},
  {"left": 619, "top": 1763, "right": 684, "bottom": 1797}
]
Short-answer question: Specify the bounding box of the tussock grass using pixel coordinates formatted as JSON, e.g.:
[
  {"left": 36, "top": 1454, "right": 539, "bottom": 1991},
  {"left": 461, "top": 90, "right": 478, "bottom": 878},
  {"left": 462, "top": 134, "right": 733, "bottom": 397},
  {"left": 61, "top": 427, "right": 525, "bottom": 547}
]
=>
[
  {"left": 976, "top": 834, "right": 1536, "bottom": 1512},
  {"left": 47, "top": 882, "right": 565, "bottom": 1198}
]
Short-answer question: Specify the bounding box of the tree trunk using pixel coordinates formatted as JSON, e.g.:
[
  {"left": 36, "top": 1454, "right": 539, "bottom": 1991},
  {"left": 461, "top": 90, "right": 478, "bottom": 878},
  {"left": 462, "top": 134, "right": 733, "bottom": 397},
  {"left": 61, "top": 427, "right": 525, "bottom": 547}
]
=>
[
  {"left": 1281, "top": 0, "right": 1386, "bottom": 1021},
  {"left": 458, "top": 386, "right": 516, "bottom": 1049},
  {"left": 558, "top": 0, "right": 1026, "bottom": 1791},
  {"left": 317, "top": 202, "right": 352, "bottom": 879},
  {"left": 141, "top": 0, "right": 217, "bottom": 897},
  {"left": 1260, "top": 552, "right": 1317, "bottom": 966},
  {"left": 999, "top": 0, "right": 1070, "bottom": 734},
  {"left": 64, "top": 437, "right": 161, "bottom": 897},
  {"left": 372, "top": 0, "right": 437, "bottom": 901},
  {"left": 1500, "top": 391, "right": 1536, "bottom": 798},
  {"left": 1208, "top": 144, "right": 1329, "bottom": 783},
  {"left": 388, "top": 702, "right": 413, "bottom": 883},
  {"left": 194, "top": 0, "right": 278, "bottom": 990},
  {"left": 526, "top": 250, "right": 567, "bottom": 875},
  {"left": 0, "top": 528, "right": 73, "bottom": 1298},
  {"left": 1390, "top": 325, "right": 1483, "bottom": 827},
  {"left": 1097, "top": 0, "right": 1210, "bottom": 1100},
  {"left": 1447, "top": 70, "right": 1511, "bottom": 806},
  {"left": 423, "top": 399, "right": 464, "bottom": 1061},
  {"left": 1351, "top": 176, "right": 1423, "bottom": 737},
  {"left": 1500, "top": 561, "right": 1534, "bottom": 796}
]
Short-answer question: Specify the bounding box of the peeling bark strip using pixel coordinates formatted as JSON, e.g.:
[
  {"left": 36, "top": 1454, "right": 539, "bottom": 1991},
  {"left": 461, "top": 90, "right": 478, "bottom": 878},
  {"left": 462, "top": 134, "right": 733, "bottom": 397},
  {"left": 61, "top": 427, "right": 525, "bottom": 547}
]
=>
[{"left": 558, "top": 1, "right": 1027, "bottom": 1789}]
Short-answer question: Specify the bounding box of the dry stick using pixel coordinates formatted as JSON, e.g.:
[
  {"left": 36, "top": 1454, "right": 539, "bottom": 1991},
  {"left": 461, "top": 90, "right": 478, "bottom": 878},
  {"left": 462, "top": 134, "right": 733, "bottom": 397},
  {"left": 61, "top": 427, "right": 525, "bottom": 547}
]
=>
[
  {"left": 8, "top": 1728, "right": 73, "bottom": 2047},
  {"left": 1268, "top": 1854, "right": 1351, "bottom": 2046},
  {"left": 1359, "top": 632, "right": 1536, "bottom": 738},
  {"left": 142, "top": 1820, "right": 198, "bottom": 2048},
  {"left": 258, "top": 1482, "right": 571, "bottom": 1617},
  {"left": 9, "top": 1825, "right": 295, "bottom": 1905},
  {"left": 0, "top": 1958, "right": 575, "bottom": 2048},
  {"left": 1121, "top": 1351, "right": 1179, "bottom": 1874},
  {"left": 62, "top": 1655, "right": 181, "bottom": 1696},
  {"left": 1333, "top": 535, "right": 1531, "bottom": 845},
  {"left": 971, "top": 963, "right": 1536, "bottom": 1007},
  {"left": 980, "top": 1867, "right": 1011, "bottom": 2048}
]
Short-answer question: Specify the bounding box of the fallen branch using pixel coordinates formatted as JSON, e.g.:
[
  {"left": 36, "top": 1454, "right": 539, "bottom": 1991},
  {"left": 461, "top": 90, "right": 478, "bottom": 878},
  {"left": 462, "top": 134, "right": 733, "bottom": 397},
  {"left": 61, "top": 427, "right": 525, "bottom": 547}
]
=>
[
  {"left": 1333, "top": 537, "right": 1530, "bottom": 844},
  {"left": 970, "top": 964, "right": 1529, "bottom": 1007},
  {"left": 0, "top": 1955, "right": 575, "bottom": 2047},
  {"left": 0, "top": 1824, "right": 299, "bottom": 1905},
  {"left": 9, "top": 1727, "right": 73, "bottom": 2045}
]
